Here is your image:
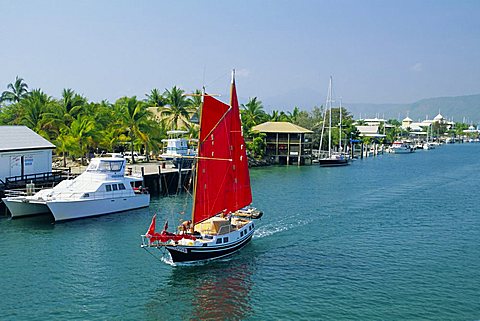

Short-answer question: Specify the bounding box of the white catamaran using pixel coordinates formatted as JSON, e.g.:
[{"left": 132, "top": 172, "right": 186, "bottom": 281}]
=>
[
  {"left": 2, "top": 155, "right": 150, "bottom": 221},
  {"left": 141, "top": 71, "right": 263, "bottom": 263}
]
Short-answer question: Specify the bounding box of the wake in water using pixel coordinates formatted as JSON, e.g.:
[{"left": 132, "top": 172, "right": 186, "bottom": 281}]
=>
[{"left": 254, "top": 217, "right": 314, "bottom": 239}]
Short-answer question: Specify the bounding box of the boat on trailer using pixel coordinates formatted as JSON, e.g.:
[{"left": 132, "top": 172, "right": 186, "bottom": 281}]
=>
[{"left": 141, "top": 71, "right": 263, "bottom": 263}]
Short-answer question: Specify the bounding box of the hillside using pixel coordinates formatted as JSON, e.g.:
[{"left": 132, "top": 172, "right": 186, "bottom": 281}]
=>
[{"left": 347, "top": 94, "right": 480, "bottom": 123}]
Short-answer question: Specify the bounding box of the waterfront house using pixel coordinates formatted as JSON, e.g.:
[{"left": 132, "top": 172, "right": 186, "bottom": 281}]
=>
[
  {"left": 0, "top": 126, "right": 56, "bottom": 188},
  {"left": 251, "top": 122, "right": 313, "bottom": 165},
  {"left": 356, "top": 125, "right": 386, "bottom": 138}
]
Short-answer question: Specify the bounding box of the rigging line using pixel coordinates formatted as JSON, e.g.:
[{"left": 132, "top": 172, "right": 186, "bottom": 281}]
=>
[
  {"left": 204, "top": 70, "right": 230, "bottom": 90},
  {"left": 199, "top": 106, "right": 233, "bottom": 145},
  {"left": 142, "top": 247, "right": 165, "bottom": 264}
]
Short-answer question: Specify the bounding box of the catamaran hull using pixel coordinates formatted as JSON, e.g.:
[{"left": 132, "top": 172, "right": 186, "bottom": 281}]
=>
[
  {"left": 2, "top": 198, "right": 50, "bottom": 218},
  {"left": 166, "top": 233, "right": 253, "bottom": 263},
  {"left": 46, "top": 194, "right": 150, "bottom": 221}
]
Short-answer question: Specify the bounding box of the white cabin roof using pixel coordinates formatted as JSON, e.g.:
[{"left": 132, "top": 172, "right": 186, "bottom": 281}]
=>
[{"left": 0, "top": 126, "right": 55, "bottom": 152}]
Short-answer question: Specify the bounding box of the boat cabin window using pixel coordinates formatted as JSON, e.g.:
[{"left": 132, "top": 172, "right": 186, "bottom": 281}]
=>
[
  {"left": 83, "top": 193, "right": 90, "bottom": 198},
  {"left": 118, "top": 183, "right": 126, "bottom": 190},
  {"left": 87, "top": 160, "right": 124, "bottom": 172},
  {"left": 240, "top": 231, "right": 243, "bottom": 237},
  {"left": 112, "top": 184, "right": 118, "bottom": 191},
  {"left": 216, "top": 238, "right": 222, "bottom": 244},
  {"left": 106, "top": 185, "right": 112, "bottom": 192},
  {"left": 223, "top": 237, "right": 229, "bottom": 243}
]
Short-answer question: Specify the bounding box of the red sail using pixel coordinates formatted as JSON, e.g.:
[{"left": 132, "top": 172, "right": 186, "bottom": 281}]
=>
[
  {"left": 193, "top": 95, "right": 233, "bottom": 224},
  {"left": 192, "top": 81, "right": 252, "bottom": 225},
  {"left": 227, "top": 77, "right": 252, "bottom": 211}
]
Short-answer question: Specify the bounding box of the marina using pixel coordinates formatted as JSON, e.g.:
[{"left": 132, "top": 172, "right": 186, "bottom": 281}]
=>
[
  {"left": 0, "top": 143, "right": 479, "bottom": 319},
  {"left": 1, "top": 2, "right": 479, "bottom": 319}
]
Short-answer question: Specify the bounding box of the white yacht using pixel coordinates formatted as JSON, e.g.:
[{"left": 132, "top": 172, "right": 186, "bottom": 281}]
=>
[
  {"left": 2, "top": 156, "right": 150, "bottom": 222},
  {"left": 390, "top": 141, "right": 414, "bottom": 154},
  {"left": 160, "top": 130, "right": 196, "bottom": 168}
]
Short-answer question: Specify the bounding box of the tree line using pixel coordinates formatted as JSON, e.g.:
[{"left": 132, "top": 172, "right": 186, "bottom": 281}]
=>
[{"left": 1, "top": 76, "right": 473, "bottom": 164}]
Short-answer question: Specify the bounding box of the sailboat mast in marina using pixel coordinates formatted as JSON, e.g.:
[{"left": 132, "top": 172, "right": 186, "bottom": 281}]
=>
[
  {"left": 141, "top": 70, "right": 263, "bottom": 264},
  {"left": 318, "top": 76, "right": 349, "bottom": 167}
]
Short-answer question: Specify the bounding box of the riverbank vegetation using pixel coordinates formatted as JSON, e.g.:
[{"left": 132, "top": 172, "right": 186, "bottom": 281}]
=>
[{"left": 0, "top": 76, "right": 475, "bottom": 163}]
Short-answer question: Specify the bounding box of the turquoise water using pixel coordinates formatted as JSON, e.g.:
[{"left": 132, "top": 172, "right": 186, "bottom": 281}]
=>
[{"left": 1, "top": 144, "right": 479, "bottom": 320}]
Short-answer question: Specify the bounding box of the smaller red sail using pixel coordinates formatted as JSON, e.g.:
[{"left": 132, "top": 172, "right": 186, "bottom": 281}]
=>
[
  {"left": 226, "top": 76, "right": 252, "bottom": 212},
  {"left": 146, "top": 214, "right": 156, "bottom": 236}
]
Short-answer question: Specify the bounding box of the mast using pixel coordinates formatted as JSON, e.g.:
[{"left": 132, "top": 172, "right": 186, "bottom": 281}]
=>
[
  {"left": 339, "top": 98, "right": 342, "bottom": 153},
  {"left": 328, "top": 76, "right": 333, "bottom": 158},
  {"left": 191, "top": 87, "right": 205, "bottom": 226}
]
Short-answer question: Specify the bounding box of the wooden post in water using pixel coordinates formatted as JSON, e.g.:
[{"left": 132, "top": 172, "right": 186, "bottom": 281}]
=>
[
  {"left": 361, "top": 142, "right": 364, "bottom": 159},
  {"left": 158, "top": 165, "right": 163, "bottom": 194},
  {"left": 287, "top": 133, "right": 290, "bottom": 166},
  {"left": 298, "top": 135, "right": 301, "bottom": 166},
  {"left": 176, "top": 160, "right": 183, "bottom": 194}
]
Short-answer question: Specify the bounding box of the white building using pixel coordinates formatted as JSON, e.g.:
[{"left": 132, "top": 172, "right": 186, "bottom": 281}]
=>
[{"left": 0, "top": 126, "right": 56, "bottom": 184}]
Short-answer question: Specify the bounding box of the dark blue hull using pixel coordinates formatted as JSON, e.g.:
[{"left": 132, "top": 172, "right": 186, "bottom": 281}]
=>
[
  {"left": 319, "top": 159, "right": 349, "bottom": 167},
  {"left": 166, "top": 234, "right": 253, "bottom": 263}
]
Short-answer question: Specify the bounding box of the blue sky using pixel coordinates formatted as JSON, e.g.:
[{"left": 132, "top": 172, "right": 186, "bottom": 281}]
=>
[{"left": 1, "top": 0, "right": 479, "bottom": 110}]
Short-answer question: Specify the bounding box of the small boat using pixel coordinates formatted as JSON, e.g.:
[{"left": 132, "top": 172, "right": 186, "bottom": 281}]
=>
[
  {"left": 318, "top": 76, "right": 349, "bottom": 167},
  {"left": 390, "top": 141, "right": 414, "bottom": 154},
  {"left": 2, "top": 155, "right": 150, "bottom": 221},
  {"left": 160, "top": 130, "right": 196, "bottom": 168},
  {"left": 141, "top": 71, "right": 262, "bottom": 264}
]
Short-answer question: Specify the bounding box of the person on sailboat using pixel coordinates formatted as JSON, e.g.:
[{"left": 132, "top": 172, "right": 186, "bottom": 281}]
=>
[{"left": 180, "top": 220, "right": 192, "bottom": 234}]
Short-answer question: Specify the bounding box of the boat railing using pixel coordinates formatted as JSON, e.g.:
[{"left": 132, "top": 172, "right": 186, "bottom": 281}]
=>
[
  {"left": 4, "top": 187, "right": 44, "bottom": 197},
  {"left": 43, "top": 190, "right": 137, "bottom": 201},
  {"left": 140, "top": 234, "right": 161, "bottom": 248}
]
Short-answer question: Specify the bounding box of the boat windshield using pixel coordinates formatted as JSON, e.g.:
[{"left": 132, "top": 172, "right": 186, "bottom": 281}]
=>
[{"left": 87, "top": 160, "right": 124, "bottom": 172}]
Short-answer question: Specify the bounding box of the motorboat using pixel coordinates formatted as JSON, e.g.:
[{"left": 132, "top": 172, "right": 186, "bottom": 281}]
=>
[
  {"left": 2, "top": 155, "right": 149, "bottom": 222},
  {"left": 160, "top": 130, "right": 196, "bottom": 168},
  {"left": 390, "top": 141, "right": 414, "bottom": 154}
]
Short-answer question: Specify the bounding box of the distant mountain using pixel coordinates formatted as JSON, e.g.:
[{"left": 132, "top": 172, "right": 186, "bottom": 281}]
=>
[{"left": 347, "top": 94, "right": 480, "bottom": 123}]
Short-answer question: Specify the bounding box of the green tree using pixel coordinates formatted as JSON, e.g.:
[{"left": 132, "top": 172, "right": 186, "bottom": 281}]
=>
[
  {"left": 17, "top": 89, "right": 53, "bottom": 138},
  {"left": 241, "top": 97, "right": 267, "bottom": 133},
  {"left": 115, "top": 96, "right": 151, "bottom": 163},
  {"left": 1, "top": 76, "right": 29, "bottom": 104},
  {"left": 161, "top": 86, "right": 194, "bottom": 130},
  {"left": 145, "top": 88, "right": 165, "bottom": 107},
  {"left": 67, "top": 115, "right": 96, "bottom": 165},
  {"left": 43, "top": 89, "right": 87, "bottom": 139}
]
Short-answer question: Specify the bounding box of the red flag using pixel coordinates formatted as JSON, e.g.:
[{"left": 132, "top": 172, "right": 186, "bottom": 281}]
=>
[{"left": 146, "top": 214, "right": 156, "bottom": 236}]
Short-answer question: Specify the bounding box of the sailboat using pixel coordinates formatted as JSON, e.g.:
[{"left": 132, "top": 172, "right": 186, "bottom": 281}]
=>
[
  {"left": 318, "top": 76, "right": 349, "bottom": 167},
  {"left": 141, "top": 71, "right": 263, "bottom": 263}
]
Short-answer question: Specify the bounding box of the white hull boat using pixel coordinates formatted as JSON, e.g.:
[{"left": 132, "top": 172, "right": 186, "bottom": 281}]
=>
[
  {"left": 3, "top": 156, "right": 150, "bottom": 222},
  {"left": 390, "top": 141, "right": 414, "bottom": 154}
]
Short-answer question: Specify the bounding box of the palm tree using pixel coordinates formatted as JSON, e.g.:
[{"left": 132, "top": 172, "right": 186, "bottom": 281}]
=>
[
  {"left": 145, "top": 88, "right": 165, "bottom": 107},
  {"left": 1, "top": 76, "right": 29, "bottom": 104},
  {"left": 42, "top": 89, "right": 87, "bottom": 139},
  {"left": 288, "top": 106, "right": 301, "bottom": 123},
  {"left": 161, "top": 86, "right": 194, "bottom": 130},
  {"left": 67, "top": 115, "right": 96, "bottom": 165},
  {"left": 115, "top": 96, "right": 151, "bottom": 164},
  {"left": 241, "top": 97, "right": 267, "bottom": 132},
  {"left": 18, "top": 89, "right": 52, "bottom": 138}
]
